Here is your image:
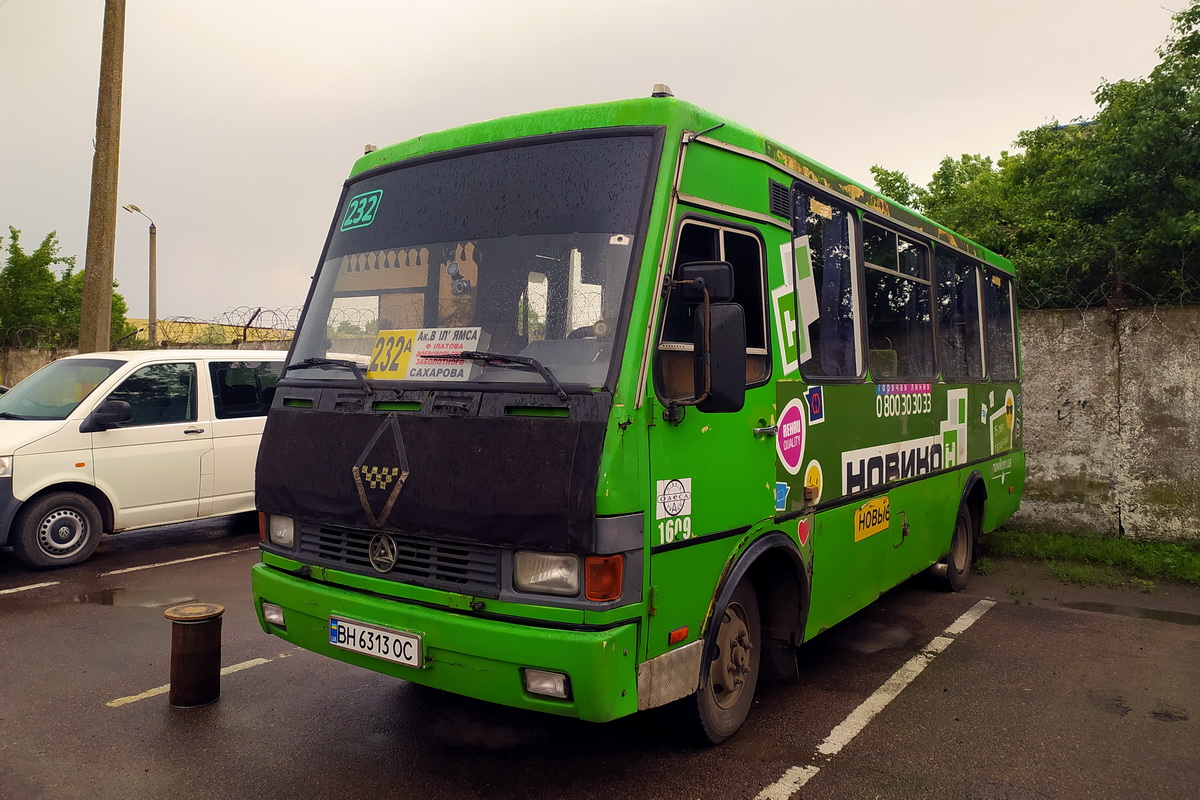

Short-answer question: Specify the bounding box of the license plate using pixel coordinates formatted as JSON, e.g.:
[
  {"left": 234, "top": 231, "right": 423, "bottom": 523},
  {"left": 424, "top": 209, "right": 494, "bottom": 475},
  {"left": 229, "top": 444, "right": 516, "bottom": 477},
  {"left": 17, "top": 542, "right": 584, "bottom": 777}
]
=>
[{"left": 329, "top": 616, "right": 422, "bottom": 669}]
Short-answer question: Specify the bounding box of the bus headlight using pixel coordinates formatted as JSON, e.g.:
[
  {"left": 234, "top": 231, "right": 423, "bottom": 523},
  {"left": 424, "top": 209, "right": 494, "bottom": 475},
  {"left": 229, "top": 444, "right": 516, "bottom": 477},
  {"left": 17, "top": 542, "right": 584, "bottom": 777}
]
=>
[
  {"left": 268, "top": 515, "right": 295, "bottom": 548},
  {"left": 514, "top": 551, "right": 579, "bottom": 596},
  {"left": 0, "top": 456, "right": 11, "bottom": 479}
]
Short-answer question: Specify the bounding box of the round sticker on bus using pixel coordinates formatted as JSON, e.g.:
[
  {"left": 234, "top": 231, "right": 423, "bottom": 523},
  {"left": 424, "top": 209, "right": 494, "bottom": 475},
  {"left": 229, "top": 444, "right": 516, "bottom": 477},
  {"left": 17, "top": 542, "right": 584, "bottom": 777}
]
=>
[{"left": 776, "top": 398, "right": 806, "bottom": 475}]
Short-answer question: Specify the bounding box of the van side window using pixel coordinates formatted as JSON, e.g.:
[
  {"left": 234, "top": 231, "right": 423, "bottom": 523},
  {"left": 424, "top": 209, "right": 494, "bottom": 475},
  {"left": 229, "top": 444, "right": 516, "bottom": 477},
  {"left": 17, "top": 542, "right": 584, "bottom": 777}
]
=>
[
  {"left": 107, "top": 363, "right": 197, "bottom": 426},
  {"left": 983, "top": 272, "right": 1017, "bottom": 381},
  {"left": 657, "top": 220, "right": 769, "bottom": 401},
  {"left": 862, "top": 220, "right": 934, "bottom": 380},
  {"left": 935, "top": 250, "right": 985, "bottom": 381},
  {"left": 210, "top": 361, "right": 284, "bottom": 419},
  {"left": 794, "top": 189, "right": 860, "bottom": 380}
]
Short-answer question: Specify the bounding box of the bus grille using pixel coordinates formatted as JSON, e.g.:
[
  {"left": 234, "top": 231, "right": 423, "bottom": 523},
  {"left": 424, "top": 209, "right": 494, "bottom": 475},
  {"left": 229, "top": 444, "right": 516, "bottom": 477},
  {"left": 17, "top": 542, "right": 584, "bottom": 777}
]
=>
[{"left": 297, "top": 523, "right": 501, "bottom": 597}]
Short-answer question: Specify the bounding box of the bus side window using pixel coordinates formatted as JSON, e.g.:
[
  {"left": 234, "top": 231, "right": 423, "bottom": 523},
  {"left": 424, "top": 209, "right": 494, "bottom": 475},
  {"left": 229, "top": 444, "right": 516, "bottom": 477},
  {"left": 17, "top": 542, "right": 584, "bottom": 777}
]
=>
[
  {"left": 935, "top": 251, "right": 985, "bottom": 381},
  {"left": 862, "top": 220, "right": 934, "bottom": 381},
  {"left": 795, "top": 190, "right": 861, "bottom": 380},
  {"left": 983, "top": 272, "right": 1018, "bottom": 381},
  {"left": 656, "top": 220, "right": 769, "bottom": 402}
]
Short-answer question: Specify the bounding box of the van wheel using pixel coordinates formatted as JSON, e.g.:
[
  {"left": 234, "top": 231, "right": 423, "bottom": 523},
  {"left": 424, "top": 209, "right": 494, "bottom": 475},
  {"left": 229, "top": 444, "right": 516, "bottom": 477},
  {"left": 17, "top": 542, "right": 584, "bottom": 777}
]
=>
[
  {"left": 689, "top": 581, "right": 761, "bottom": 744},
  {"left": 939, "top": 508, "right": 974, "bottom": 592},
  {"left": 12, "top": 492, "right": 103, "bottom": 569}
]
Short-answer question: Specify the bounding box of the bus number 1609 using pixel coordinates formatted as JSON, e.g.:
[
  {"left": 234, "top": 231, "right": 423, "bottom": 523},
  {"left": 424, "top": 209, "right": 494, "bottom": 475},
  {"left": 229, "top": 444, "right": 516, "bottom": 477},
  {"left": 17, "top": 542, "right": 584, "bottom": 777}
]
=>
[{"left": 658, "top": 516, "right": 692, "bottom": 545}]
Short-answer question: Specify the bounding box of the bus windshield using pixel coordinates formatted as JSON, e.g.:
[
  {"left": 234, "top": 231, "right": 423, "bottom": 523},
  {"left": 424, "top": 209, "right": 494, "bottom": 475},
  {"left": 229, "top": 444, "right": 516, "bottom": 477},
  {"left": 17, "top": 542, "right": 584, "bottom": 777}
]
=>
[
  {"left": 0, "top": 358, "right": 123, "bottom": 420},
  {"left": 289, "top": 134, "right": 657, "bottom": 391}
]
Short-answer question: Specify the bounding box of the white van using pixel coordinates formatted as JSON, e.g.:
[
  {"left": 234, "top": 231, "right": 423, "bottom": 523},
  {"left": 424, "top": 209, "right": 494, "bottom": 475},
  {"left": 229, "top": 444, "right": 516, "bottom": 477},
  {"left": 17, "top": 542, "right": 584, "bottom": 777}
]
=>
[{"left": 0, "top": 349, "right": 287, "bottom": 568}]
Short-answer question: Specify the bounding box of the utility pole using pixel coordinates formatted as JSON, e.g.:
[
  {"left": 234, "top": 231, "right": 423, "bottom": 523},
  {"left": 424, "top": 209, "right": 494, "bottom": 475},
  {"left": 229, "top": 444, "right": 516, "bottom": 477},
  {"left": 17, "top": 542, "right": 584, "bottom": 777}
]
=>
[{"left": 78, "top": 0, "right": 127, "bottom": 354}]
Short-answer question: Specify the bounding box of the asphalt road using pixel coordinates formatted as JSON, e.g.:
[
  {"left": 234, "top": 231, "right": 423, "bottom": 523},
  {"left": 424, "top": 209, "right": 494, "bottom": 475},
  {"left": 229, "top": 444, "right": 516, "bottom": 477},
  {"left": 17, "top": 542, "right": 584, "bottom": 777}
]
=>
[{"left": 1, "top": 522, "right": 1196, "bottom": 800}]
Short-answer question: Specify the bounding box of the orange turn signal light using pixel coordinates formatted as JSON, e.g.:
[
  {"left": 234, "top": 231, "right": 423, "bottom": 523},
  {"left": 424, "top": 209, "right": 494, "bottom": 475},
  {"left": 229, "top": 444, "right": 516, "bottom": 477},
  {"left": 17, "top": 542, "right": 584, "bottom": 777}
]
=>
[
  {"left": 584, "top": 554, "right": 623, "bottom": 602},
  {"left": 258, "top": 512, "right": 267, "bottom": 543},
  {"left": 668, "top": 626, "right": 689, "bottom": 645}
]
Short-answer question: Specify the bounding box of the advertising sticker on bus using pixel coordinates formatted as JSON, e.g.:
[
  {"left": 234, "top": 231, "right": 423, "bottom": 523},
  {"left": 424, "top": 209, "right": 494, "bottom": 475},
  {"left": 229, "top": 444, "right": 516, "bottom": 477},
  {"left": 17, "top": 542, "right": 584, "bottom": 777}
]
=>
[{"left": 776, "top": 398, "right": 807, "bottom": 475}]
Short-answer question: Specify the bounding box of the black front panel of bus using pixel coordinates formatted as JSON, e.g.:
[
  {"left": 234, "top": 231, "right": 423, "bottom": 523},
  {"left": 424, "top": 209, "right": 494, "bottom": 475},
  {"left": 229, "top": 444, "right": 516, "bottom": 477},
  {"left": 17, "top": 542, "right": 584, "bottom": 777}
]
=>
[{"left": 256, "top": 394, "right": 609, "bottom": 554}]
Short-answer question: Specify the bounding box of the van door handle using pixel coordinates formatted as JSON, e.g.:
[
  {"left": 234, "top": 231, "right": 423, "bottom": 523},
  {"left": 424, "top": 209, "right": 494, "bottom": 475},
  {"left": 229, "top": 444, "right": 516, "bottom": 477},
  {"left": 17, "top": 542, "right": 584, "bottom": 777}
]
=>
[{"left": 184, "top": 427, "right": 205, "bottom": 435}]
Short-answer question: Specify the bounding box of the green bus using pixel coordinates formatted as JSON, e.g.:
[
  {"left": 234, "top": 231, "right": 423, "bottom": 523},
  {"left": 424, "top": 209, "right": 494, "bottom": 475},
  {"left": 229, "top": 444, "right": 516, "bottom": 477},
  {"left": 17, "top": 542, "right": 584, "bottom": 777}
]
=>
[{"left": 252, "top": 86, "right": 1023, "bottom": 743}]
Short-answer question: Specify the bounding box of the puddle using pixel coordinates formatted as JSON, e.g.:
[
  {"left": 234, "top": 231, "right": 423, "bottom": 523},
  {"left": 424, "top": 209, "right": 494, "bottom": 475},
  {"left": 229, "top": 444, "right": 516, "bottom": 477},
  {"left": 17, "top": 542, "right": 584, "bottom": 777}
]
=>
[
  {"left": 1059, "top": 601, "right": 1200, "bottom": 626},
  {"left": 76, "top": 588, "right": 197, "bottom": 608}
]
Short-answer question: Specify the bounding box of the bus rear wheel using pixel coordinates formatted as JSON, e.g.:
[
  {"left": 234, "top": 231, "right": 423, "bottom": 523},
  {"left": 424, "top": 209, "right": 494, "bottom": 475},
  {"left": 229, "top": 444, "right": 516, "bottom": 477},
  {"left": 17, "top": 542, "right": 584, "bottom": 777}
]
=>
[
  {"left": 938, "top": 508, "right": 974, "bottom": 592},
  {"left": 691, "top": 581, "right": 761, "bottom": 744}
]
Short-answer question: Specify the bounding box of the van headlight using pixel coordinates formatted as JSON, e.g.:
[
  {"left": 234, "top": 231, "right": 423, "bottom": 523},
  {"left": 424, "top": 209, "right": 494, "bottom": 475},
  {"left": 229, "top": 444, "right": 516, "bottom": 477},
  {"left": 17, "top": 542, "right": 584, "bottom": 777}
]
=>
[
  {"left": 0, "top": 456, "right": 11, "bottom": 479},
  {"left": 514, "top": 551, "right": 579, "bottom": 596}
]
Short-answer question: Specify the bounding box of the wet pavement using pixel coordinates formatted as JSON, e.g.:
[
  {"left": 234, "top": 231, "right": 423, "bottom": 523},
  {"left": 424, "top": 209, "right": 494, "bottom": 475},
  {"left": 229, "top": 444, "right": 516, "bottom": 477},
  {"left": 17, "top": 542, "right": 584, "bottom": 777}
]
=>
[{"left": 1, "top": 526, "right": 1197, "bottom": 800}]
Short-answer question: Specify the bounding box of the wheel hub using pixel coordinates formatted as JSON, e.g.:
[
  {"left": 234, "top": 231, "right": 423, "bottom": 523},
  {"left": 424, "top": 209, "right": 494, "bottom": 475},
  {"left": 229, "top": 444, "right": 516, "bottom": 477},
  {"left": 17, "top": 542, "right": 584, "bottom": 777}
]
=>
[
  {"left": 709, "top": 603, "right": 753, "bottom": 709},
  {"left": 37, "top": 510, "right": 87, "bottom": 556}
]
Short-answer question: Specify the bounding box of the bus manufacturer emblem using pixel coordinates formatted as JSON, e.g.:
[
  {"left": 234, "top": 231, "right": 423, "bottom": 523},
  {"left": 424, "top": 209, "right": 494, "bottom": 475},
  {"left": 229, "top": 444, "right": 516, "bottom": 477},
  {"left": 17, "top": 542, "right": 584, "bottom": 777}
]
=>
[{"left": 368, "top": 534, "right": 399, "bottom": 573}]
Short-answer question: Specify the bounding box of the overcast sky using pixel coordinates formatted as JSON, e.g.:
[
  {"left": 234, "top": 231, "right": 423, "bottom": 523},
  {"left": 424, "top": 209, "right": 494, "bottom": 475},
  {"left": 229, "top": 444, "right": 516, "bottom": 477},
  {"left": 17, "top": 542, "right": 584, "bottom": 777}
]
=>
[{"left": 0, "top": 0, "right": 1180, "bottom": 323}]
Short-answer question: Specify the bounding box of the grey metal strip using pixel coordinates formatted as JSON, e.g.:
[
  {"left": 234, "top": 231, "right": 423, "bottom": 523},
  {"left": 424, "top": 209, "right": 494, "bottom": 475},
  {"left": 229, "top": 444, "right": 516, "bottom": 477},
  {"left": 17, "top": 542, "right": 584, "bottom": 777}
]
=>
[
  {"left": 637, "top": 639, "right": 702, "bottom": 710},
  {"left": 675, "top": 192, "right": 792, "bottom": 232}
]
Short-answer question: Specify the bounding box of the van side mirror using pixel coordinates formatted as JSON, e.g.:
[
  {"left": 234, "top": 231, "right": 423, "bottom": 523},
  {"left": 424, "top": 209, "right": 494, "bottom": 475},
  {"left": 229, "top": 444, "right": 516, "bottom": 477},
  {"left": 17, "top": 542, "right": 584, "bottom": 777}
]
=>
[{"left": 80, "top": 400, "right": 133, "bottom": 432}]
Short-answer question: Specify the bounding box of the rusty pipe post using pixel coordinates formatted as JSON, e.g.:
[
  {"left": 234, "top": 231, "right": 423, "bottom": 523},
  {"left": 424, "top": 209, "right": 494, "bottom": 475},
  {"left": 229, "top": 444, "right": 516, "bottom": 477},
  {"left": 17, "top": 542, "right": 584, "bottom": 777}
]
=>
[{"left": 164, "top": 602, "right": 225, "bottom": 707}]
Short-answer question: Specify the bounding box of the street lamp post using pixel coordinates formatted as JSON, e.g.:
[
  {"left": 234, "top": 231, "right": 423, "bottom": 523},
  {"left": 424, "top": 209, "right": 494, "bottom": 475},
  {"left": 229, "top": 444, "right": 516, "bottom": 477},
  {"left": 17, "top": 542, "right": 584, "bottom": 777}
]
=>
[{"left": 122, "top": 204, "right": 157, "bottom": 346}]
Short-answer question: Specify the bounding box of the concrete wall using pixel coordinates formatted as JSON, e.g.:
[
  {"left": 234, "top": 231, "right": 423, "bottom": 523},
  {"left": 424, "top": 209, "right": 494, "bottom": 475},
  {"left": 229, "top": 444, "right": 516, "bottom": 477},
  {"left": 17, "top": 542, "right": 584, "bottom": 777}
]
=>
[
  {"left": 1014, "top": 307, "right": 1200, "bottom": 541},
  {"left": 4, "top": 309, "right": 1197, "bottom": 540},
  {"left": 0, "top": 340, "right": 292, "bottom": 387},
  {"left": 0, "top": 347, "right": 74, "bottom": 388}
]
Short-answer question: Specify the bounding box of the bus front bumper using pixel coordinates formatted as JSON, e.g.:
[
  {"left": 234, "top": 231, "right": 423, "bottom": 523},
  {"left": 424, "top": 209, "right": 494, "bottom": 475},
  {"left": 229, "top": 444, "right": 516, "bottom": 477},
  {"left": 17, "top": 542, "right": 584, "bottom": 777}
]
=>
[{"left": 251, "top": 562, "right": 640, "bottom": 723}]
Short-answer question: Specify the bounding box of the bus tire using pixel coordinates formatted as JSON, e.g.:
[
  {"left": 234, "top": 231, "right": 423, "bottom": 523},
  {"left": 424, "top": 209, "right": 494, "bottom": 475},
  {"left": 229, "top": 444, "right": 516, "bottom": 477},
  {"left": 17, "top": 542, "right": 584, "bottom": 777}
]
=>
[
  {"left": 11, "top": 492, "right": 103, "bottom": 569},
  {"left": 691, "top": 580, "right": 761, "bottom": 744},
  {"left": 940, "top": 507, "right": 974, "bottom": 592}
]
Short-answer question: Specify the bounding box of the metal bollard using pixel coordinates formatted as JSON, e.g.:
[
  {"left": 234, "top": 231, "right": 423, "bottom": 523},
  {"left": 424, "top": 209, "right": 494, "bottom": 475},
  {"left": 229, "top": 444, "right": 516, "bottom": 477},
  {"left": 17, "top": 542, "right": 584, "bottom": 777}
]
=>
[{"left": 164, "top": 602, "right": 225, "bottom": 708}]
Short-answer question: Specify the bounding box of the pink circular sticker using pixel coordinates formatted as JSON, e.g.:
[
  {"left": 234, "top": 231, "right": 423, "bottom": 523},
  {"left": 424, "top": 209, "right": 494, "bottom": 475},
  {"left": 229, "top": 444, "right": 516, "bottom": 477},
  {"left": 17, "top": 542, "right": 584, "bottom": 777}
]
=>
[{"left": 776, "top": 398, "right": 806, "bottom": 475}]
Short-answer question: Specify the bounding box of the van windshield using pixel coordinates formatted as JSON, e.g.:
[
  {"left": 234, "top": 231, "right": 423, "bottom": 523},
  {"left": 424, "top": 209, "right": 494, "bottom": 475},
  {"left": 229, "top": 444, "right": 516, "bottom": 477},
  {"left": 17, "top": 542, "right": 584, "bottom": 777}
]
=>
[
  {"left": 0, "top": 359, "right": 123, "bottom": 420},
  {"left": 288, "top": 133, "right": 656, "bottom": 391}
]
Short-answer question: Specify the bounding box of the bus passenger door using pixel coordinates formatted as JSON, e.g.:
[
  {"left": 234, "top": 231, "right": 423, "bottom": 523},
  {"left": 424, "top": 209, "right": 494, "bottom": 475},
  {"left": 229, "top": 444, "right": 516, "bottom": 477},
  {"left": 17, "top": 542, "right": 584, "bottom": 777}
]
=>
[{"left": 645, "top": 219, "right": 776, "bottom": 652}]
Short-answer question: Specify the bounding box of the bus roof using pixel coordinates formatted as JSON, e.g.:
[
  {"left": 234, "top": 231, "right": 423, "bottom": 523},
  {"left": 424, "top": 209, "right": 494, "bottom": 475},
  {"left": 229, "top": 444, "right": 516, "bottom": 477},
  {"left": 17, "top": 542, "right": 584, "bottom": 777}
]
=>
[{"left": 350, "top": 95, "right": 1013, "bottom": 273}]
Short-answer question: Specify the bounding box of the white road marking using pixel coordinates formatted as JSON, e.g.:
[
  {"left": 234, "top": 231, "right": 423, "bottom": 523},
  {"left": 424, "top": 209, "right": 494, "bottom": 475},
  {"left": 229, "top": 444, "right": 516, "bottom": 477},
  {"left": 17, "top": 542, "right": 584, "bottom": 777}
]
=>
[
  {"left": 817, "top": 635, "right": 954, "bottom": 756},
  {"left": 755, "top": 766, "right": 822, "bottom": 800},
  {"left": 0, "top": 581, "right": 61, "bottom": 595},
  {"left": 106, "top": 657, "right": 274, "bottom": 707},
  {"left": 100, "top": 547, "right": 258, "bottom": 576},
  {"left": 755, "top": 598, "right": 997, "bottom": 800}
]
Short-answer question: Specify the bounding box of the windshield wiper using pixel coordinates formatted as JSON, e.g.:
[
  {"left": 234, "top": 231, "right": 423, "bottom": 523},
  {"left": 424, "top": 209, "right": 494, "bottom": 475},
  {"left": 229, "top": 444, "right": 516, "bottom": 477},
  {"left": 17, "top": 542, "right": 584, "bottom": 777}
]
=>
[
  {"left": 424, "top": 351, "right": 569, "bottom": 403},
  {"left": 281, "top": 357, "right": 372, "bottom": 394},
  {"left": 0, "top": 411, "right": 29, "bottom": 420}
]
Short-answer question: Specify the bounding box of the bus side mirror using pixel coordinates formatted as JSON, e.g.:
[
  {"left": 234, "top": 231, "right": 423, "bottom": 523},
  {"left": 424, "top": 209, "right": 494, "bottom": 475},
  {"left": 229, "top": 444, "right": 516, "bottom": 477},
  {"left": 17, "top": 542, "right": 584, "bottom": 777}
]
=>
[
  {"left": 694, "top": 303, "right": 746, "bottom": 413},
  {"left": 677, "top": 261, "right": 735, "bottom": 304},
  {"left": 80, "top": 400, "right": 133, "bottom": 432}
]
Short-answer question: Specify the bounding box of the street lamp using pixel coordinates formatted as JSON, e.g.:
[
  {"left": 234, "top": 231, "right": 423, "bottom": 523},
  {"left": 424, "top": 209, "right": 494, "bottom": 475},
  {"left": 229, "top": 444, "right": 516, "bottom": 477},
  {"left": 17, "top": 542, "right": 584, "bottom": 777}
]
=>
[{"left": 122, "top": 204, "right": 157, "bottom": 346}]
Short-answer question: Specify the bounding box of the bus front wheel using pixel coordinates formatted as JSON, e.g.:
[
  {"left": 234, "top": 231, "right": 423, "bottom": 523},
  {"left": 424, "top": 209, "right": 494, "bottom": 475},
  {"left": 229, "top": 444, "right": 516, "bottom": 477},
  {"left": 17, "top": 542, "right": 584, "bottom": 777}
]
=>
[{"left": 691, "top": 581, "right": 761, "bottom": 744}]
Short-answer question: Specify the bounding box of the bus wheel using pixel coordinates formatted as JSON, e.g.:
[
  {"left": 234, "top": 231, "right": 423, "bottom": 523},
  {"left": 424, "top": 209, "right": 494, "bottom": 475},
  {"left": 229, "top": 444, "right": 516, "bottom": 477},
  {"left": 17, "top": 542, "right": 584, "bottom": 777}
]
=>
[
  {"left": 12, "top": 492, "right": 103, "bottom": 569},
  {"left": 693, "top": 581, "right": 761, "bottom": 744},
  {"left": 939, "top": 508, "right": 974, "bottom": 593}
]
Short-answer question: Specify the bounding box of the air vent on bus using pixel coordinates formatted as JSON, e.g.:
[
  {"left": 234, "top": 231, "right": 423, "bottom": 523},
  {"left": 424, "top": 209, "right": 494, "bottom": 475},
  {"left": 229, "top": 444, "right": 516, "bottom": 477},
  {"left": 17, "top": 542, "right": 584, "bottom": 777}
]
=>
[{"left": 769, "top": 179, "right": 791, "bottom": 219}]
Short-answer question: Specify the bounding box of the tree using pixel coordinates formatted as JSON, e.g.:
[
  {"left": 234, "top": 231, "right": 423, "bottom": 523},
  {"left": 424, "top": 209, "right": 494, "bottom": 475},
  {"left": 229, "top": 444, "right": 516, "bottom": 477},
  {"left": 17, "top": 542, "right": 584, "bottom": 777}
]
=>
[
  {"left": 870, "top": 0, "right": 1200, "bottom": 309},
  {"left": 1, "top": 227, "right": 133, "bottom": 348}
]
